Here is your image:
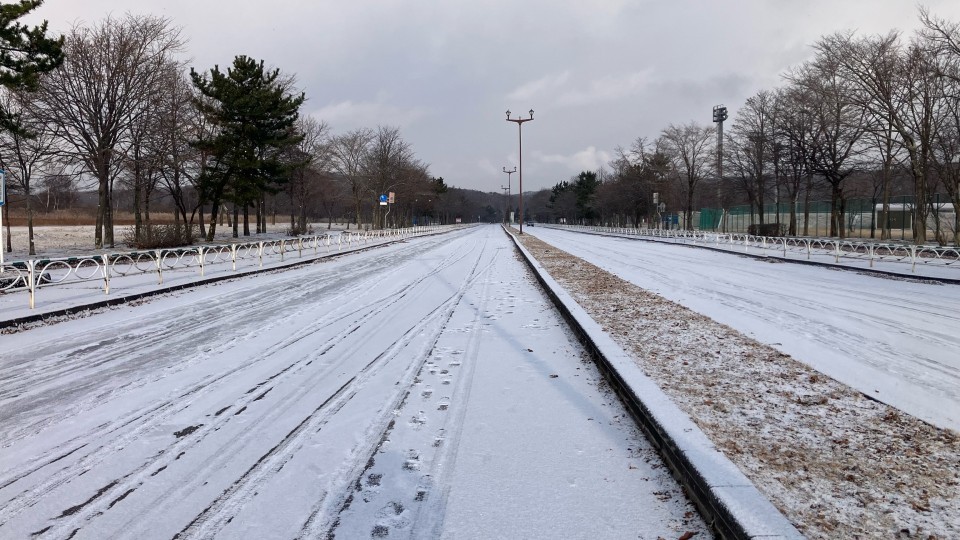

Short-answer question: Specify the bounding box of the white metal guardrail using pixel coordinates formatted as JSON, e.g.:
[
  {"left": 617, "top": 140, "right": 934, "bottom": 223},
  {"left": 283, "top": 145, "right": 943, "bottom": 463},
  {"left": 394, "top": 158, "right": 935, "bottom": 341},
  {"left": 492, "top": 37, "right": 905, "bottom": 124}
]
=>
[
  {"left": 552, "top": 224, "right": 960, "bottom": 273},
  {"left": 0, "top": 226, "right": 448, "bottom": 309}
]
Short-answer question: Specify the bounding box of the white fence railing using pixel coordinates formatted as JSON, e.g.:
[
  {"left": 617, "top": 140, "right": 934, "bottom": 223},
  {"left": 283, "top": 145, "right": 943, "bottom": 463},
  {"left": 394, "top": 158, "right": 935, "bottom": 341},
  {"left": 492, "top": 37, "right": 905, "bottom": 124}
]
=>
[
  {"left": 552, "top": 225, "right": 960, "bottom": 274},
  {"left": 0, "top": 225, "right": 451, "bottom": 309}
]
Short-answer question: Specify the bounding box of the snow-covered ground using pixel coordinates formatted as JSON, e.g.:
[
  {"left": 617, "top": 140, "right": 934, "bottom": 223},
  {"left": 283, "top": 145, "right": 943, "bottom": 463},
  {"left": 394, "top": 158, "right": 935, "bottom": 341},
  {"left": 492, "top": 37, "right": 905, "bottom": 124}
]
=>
[
  {"left": 0, "top": 226, "right": 412, "bottom": 317},
  {"left": 1, "top": 223, "right": 340, "bottom": 262},
  {"left": 525, "top": 225, "right": 960, "bottom": 431},
  {"left": 0, "top": 226, "right": 706, "bottom": 539},
  {"left": 555, "top": 225, "right": 960, "bottom": 281}
]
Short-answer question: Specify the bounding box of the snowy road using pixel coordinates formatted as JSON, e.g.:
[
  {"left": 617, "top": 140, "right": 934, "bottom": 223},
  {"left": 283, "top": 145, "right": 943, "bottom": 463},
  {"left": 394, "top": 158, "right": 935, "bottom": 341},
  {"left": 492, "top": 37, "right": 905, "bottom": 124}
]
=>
[
  {"left": 0, "top": 226, "right": 705, "bottom": 539},
  {"left": 525, "top": 226, "right": 960, "bottom": 431}
]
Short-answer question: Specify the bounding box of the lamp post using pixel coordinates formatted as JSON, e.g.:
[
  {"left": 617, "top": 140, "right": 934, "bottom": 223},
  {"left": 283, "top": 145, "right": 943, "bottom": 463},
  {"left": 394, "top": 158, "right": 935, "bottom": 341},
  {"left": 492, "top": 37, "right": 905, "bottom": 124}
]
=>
[
  {"left": 506, "top": 109, "right": 533, "bottom": 234},
  {"left": 502, "top": 166, "right": 515, "bottom": 223},
  {"left": 500, "top": 185, "right": 509, "bottom": 223},
  {"left": 712, "top": 104, "right": 728, "bottom": 232},
  {"left": 653, "top": 192, "right": 660, "bottom": 230}
]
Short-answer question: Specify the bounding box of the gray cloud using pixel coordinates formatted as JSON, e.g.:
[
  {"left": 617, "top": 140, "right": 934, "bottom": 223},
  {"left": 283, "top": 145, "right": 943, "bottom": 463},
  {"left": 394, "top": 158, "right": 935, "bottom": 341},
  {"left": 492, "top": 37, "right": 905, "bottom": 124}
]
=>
[{"left": 29, "top": 0, "right": 960, "bottom": 192}]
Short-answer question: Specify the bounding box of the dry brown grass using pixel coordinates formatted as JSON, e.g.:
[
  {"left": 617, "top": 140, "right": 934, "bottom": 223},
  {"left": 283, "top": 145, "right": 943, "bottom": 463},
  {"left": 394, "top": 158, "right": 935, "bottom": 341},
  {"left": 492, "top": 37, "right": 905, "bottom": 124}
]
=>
[{"left": 2, "top": 209, "right": 180, "bottom": 227}]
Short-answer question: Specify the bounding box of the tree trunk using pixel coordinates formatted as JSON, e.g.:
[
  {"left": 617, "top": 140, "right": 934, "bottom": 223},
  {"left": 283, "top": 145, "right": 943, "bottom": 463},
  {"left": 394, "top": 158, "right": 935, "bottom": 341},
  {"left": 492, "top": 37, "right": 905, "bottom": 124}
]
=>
[
  {"left": 354, "top": 197, "right": 362, "bottom": 230},
  {"left": 839, "top": 193, "right": 847, "bottom": 239},
  {"left": 145, "top": 192, "right": 152, "bottom": 244},
  {"left": 256, "top": 193, "right": 264, "bottom": 234},
  {"left": 27, "top": 185, "right": 36, "bottom": 256},
  {"left": 206, "top": 199, "right": 218, "bottom": 242},
  {"left": 829, "top": 183, "right": 841, "bottom": 238},
  {"left": 260, "top": 195, "right": 265, "bottom": 233},
  {"left": 255, "top": 196, "right": 261, "bottom": 234},
  {"left": 3, "top": 203, "right": 11, "bottom": 253},
  {"left": 789, "top": 194, "right": 797, "bottom": 237},
  {"left": 232, "top": 203, "right": 239, "bottom": 238},
  {"left": 106, "top": 178, "right": 115, "bottom": 248},
  {"left": 880, "top": 159, "right": 892, "bottom": 241},
  {"left": 242, "top": 204, "right": 250, "bottom": 236},
  {"left": 198, "top": 203, "right": 207, "bottom": 241},
  {"left": 134, "top": 179, "right": 143, "bottom": 243},
  {"left": 912, "top": 168, "right": 928, "bottom": 245},
  {"left": 144, "top": 191, "right": 151, "bottom": 225},
  {"left": 96, "top": 178, "right": 106, "bottom": 249}
]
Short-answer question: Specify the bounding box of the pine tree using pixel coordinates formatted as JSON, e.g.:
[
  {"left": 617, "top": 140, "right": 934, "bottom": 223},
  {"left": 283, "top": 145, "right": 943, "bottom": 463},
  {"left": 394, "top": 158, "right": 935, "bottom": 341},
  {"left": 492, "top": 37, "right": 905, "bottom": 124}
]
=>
[
  {"left": 0, "top": 0, "right": 63, "bottom": 133},
  {"left": 191, "top": 55, "right": 305, "bottom": 240}
]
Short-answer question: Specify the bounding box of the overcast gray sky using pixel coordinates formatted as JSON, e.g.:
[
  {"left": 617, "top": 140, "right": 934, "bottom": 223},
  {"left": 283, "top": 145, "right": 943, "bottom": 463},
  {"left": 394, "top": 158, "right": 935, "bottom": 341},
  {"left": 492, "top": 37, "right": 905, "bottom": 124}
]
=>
[{"left": 29, "top": 0, "right": 960, "bottom": 193}]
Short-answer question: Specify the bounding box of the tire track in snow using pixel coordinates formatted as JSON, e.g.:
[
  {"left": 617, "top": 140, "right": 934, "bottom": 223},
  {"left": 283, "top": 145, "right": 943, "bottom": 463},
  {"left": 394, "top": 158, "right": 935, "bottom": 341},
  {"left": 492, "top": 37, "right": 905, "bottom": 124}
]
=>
[
  {"left": 173, "top": 240, "right": 494, "bottom": 539},
  {"left": 0, "top": 231, "right": 470, "bottom": 402},
  {"left": 0, "top": 235, "right": 463, "bottom": 460},
  {"left": 293, "top": 241, "right": 496, "bottom": 539},
  {"left": 0, "top": 236, "right": 456, "bottom": 439},
  {"left": 323, "top": 240, "right": 497, "bottom": 539},
  {"left": 0, "top": 235, "right": 475, "bottom": 536}
]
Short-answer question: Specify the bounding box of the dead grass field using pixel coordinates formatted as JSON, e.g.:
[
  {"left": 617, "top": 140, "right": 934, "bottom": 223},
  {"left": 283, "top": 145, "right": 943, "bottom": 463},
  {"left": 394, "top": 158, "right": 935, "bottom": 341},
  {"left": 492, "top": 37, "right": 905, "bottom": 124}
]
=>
[
  {"left": 2, "top": 209, "right": 181, "bottom": 227},
  {"left": 0, "top": 219, "right": 316, "bottom": 261}
]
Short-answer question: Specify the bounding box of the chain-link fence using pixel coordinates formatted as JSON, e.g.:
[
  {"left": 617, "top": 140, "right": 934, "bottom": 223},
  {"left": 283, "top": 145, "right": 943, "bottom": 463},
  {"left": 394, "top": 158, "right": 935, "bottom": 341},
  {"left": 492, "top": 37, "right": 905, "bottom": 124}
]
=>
[{"left": 700, "top": 194, "right": 958, "bottom": 243}]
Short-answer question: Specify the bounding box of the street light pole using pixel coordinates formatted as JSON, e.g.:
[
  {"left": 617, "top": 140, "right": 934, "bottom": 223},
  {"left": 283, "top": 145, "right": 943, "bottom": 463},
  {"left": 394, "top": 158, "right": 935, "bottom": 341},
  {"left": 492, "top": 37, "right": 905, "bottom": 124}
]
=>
[
  {"left": 502, "top": 166, "right": 515, "bottom": 223},
  {"left": 506, "top": 109, "right": 533, "bottom": 234},
  {"left": 501, "top": 185, "right": 509, "bottom": 223},
  {"left": 712, "top": 104, "right": 728, "bottom": 232}
]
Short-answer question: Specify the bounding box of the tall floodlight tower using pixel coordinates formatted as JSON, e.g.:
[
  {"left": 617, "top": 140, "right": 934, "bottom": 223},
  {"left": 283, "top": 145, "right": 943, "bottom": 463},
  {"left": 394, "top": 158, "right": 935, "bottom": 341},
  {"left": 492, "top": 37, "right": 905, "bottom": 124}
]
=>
[
  {"left": 503, "top": 166, "right": 516, "bottom": 223},
  {"left": 501, "top": 185, "right": 510, "bottom": 223},
  {"left": 506, "top": 109, "right": 534, "bottom": 234},
  {"left": 712, "top": 104, "right": 728, "bottom": 232}
]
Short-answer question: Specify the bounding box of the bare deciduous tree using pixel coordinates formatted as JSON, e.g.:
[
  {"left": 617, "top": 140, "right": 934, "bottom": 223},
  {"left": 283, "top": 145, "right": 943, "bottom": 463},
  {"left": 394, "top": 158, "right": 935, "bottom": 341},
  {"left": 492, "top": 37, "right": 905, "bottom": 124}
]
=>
[
  {"left": 659, "top": 121, "right": 714, "bottom": 230},
  {"left": 364, "top": 126, "right": 413, "bottom": 228},
  {"left": 155, "top": 68, "right": 203, "bottom": 242},
  {"left": 286, "top": 115, "right": 331, "bottom": 232},
  {"left": 331, "top": 128, "right": 373, "bottom": 229},
  {"left": 726, "top": 90, "right": 775, "bottom": 227},
  {"left": 786, "top": 53, "right": 869, "bottom": 238},
  {"left": 817, "top": 30, "right": 947, "bottom": 242},
  {"left": 37, "top": 14, "right": 184, "bottom": 248},
  {"left": 0, "top": 88, "right": 63, "bottom": 254}
]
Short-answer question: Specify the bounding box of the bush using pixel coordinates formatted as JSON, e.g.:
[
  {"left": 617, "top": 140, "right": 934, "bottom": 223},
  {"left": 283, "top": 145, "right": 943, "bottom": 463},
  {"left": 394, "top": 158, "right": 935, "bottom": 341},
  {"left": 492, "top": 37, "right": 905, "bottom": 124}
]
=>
[
  {"left": 286, "top": 224, "right": 314, "bottom": 236},
  {"left": 747, "top": 223, "right": 787, "bottom": 237},
  {"left": 123, "top": 224, "right": 199, "bottom": 249}
]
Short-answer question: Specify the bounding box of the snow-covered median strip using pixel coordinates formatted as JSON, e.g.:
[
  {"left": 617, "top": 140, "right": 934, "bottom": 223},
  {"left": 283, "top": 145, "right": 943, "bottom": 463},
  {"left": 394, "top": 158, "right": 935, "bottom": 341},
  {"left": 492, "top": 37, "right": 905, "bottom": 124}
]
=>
[{"left": 507, "top": 228, "right": 802, "bottom": 540}]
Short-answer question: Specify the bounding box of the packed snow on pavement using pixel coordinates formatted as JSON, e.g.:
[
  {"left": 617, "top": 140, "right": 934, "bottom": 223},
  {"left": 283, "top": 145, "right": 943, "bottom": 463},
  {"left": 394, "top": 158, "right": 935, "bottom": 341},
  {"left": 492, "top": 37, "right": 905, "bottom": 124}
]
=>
[{"left": 0, "top": 226, "right": 707, "bottom": 539}]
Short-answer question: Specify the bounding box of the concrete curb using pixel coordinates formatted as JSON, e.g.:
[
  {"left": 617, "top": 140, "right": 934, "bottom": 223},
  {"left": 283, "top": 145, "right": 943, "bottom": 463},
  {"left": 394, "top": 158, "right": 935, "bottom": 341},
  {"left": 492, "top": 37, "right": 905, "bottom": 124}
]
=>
[
  {"left": 563, "top": 227, "right": 960, "bottom": 286},
  {"left": 505, "top": 227, "right": 804, "bottom": 540}
]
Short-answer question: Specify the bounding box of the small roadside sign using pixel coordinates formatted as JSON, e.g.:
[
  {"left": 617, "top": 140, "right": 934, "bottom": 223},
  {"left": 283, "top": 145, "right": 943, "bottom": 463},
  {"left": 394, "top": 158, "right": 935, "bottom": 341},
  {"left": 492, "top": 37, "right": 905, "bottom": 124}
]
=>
[
  {"left": 379, "top": 194, "right": 388, "bottom": 206},
  {"left": 0, "top": 169, "right": 5, "bottom": 207},
  {"left": 388, "top": 192, "right": 395, "bottom": 204}
]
